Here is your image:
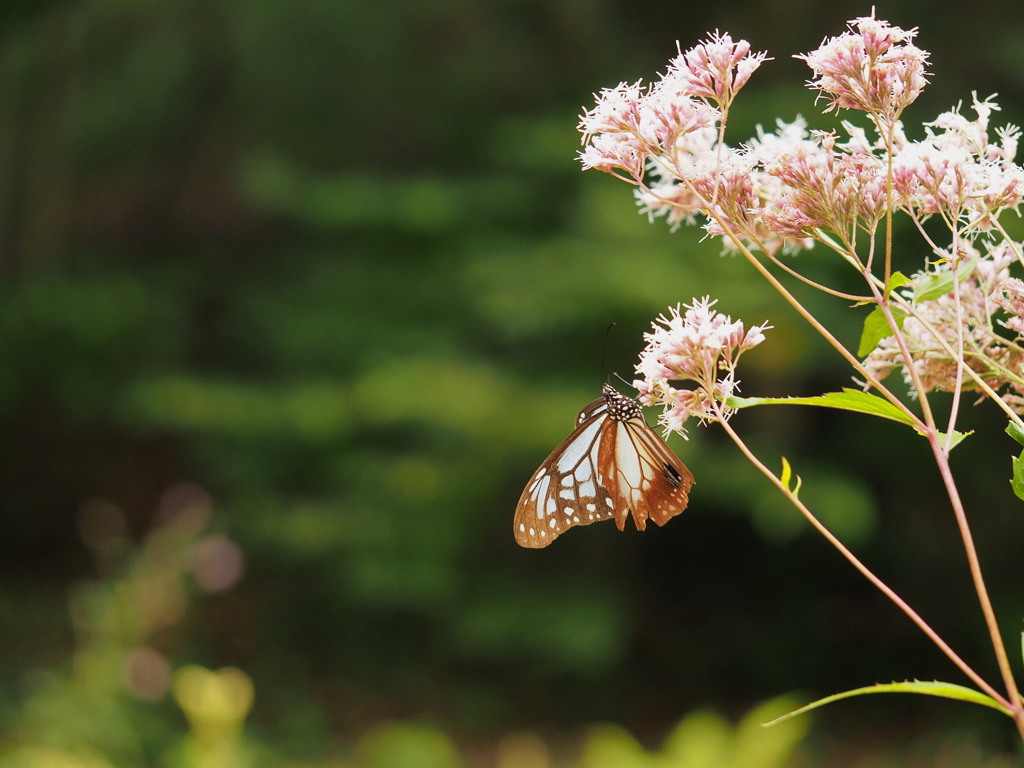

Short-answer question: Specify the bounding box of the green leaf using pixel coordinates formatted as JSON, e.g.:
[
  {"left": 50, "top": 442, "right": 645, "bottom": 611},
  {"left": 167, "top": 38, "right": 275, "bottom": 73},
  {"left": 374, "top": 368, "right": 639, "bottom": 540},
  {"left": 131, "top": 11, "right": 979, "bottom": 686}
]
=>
[
  {"left": 939, "top": 429, "right": 973, "bottom": 451},
  {"left": 886, "top": 271, "right": 911, "bottom": 294},
  {"left": 1011, "top": 451, "right": 1024, "bottom": 501},
  {"left": 913, "top": 257, "right": 978, "bottom": 302},
  {"left": 762, "top": 681, "right": 1012, "bottom": 727},
  {"left": 858, "top": 305, "right": 907, "bottom": 357},
  {"left": 728, "top": 390, "right": 970, "bottom": 448},
  {"left": 1006, "top": 421, "right": 1024, "bottom": 447},
  {"left": 729, "top": 389, "right": 915, "bottom": 426},
  {"left": 779, "top": 457, "right": 801, "bottom": 498},
  {"left": 913, "top": 272, "right": 956, "bottom": 302}
]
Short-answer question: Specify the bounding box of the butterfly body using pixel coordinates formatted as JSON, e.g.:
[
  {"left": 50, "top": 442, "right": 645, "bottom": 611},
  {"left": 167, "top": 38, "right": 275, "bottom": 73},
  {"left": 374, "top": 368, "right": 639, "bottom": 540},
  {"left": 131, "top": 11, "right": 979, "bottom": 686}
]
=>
[{"left": 514, "top": 385, "right": 694, "bottom": 548}]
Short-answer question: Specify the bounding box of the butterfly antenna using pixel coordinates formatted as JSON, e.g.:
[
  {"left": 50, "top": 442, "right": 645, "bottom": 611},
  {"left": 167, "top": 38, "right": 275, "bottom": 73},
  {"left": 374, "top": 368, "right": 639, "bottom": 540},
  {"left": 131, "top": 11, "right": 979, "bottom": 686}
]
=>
[
  {"left": 601, "top": 322, "right": 616, "bottom": 381},
  {"left": 601, "top": 324, "right": 640, "bottom": 395}
]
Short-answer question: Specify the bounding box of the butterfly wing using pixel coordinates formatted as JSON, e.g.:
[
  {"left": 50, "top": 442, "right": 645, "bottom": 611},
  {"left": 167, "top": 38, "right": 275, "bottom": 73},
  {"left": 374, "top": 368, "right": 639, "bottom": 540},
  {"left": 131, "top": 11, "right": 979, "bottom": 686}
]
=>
[
  {"left": 600, "top": 413, "right": 695, "bottom": 532},
  {"left": 514, "top": 387, "right": 695, "bottom": 548},
  {"left": 513, "top": 396, "right": 617, "bottom": 548}
]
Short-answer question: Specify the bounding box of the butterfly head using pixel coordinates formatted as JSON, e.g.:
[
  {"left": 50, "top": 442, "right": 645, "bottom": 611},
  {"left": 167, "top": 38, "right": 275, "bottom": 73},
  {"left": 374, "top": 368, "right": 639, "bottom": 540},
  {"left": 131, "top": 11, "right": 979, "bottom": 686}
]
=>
[{"left": 600, "top": 384, "right": 642, "bottom": 422}]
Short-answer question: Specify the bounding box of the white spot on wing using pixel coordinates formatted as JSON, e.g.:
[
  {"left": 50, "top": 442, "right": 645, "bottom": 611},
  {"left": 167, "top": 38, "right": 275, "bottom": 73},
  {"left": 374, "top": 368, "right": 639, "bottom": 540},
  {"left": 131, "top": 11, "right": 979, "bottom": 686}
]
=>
[
  {"left": 544, "top": 494, "right": 557, "bottom": 517},
  {"left": 556, "top": 421, "right": 602, "bottom": 473},
  {"left": 530, "top": 473, "right": 550, "bottom": 504}
]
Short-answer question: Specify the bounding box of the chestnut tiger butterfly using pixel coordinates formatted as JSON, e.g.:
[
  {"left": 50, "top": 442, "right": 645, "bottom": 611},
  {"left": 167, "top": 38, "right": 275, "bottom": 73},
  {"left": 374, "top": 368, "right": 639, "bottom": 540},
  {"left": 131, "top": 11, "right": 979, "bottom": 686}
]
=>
[{"left": 514, "top": 384, "right": 694, "bottom": 548}]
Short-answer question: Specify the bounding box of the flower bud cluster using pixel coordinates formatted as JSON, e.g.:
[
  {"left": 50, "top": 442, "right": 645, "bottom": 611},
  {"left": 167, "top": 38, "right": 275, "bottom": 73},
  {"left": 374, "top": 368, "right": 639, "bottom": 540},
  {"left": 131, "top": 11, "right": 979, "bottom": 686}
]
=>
[
  {"left": 796, "top": 15, "right": 928, "bottom": 124},
  {"left": 633, "top": 298, "right": 770, "bottom": 435},
  {"left": 579, "top": 15, "right": 1023, "bottom": 255}
]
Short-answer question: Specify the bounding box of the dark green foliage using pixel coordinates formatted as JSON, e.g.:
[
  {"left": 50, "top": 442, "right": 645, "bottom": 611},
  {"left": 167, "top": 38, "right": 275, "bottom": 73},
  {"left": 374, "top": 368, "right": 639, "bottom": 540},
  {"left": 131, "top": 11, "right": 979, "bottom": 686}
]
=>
[{"left": 1, "top": 0, "right": 1024, "bottom": 763}]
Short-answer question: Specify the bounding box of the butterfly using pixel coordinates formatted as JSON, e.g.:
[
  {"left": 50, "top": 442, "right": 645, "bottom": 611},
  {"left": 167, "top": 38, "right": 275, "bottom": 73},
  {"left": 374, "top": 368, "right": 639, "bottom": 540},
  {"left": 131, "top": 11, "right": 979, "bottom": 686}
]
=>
[{"left": 514, "top": 384, "right": 694, "bottom": 548}]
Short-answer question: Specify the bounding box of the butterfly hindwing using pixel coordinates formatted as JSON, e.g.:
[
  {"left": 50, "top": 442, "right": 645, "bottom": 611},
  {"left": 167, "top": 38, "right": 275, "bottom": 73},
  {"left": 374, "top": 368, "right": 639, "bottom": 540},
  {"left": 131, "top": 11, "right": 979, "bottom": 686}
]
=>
[
  {"left": 514, "top": 385, "right": 694, "bottom": 548},
  {"left": 603, "top": 413, "right": 695, "bottom": 530}
]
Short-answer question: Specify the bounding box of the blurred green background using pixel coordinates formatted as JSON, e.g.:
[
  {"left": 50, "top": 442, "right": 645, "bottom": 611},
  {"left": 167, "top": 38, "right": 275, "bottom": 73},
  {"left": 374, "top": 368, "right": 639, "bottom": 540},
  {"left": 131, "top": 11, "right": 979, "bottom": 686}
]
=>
[{"left": 2, "top": 0, "right": 1024, "bottom": 765}]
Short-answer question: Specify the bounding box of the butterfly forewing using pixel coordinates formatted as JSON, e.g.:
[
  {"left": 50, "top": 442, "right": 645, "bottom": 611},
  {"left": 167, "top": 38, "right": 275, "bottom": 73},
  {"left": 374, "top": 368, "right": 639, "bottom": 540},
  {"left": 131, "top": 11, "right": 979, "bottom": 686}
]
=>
[
  {"left": 513, "top": 396, "right": 617, "bottom": 548},
  {"left": 514, "top": 385, "right": 694, "bottom": 548}
]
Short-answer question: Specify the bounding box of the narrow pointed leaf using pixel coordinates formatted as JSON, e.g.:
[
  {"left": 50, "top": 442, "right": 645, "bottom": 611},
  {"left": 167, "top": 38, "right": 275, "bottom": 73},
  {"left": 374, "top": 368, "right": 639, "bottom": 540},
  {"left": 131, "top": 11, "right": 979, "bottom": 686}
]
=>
[
  {"left": 729, "top": 389, "right": 915, "bottom": 426},
  {"left": 762, "top": 681, "right": 1012, "bottom": 728},
  {"left": 729, "top": 390, "right": 970, "bottom": 448}
]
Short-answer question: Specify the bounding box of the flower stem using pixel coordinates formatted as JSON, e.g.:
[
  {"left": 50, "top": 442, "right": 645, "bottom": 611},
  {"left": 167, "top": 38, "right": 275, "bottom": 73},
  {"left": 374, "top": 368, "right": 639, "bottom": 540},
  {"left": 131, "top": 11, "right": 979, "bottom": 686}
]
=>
[
  {"left": 926, "top": 431, "right": 1024, "bottom": 737},
  {"left": 716, "top": 413, "right": 1011, "bottom": 709},
  {"left": 713, "top": 222, "right": 920, "bottom": 426}
]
